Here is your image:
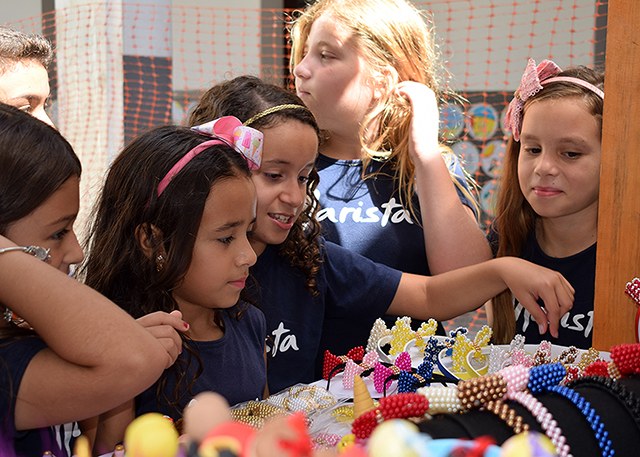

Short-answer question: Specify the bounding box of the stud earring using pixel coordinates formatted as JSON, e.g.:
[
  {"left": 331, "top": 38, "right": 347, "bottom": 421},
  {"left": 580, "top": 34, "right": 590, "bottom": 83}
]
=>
[{"left": 156, "top": 254, "right": 165, "bottom": 272}]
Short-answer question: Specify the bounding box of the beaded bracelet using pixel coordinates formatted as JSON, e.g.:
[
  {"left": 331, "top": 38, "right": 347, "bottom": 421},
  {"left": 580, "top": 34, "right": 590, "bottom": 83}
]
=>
[
  {"left": 528, "top": 363, "right": 614, "bottom": 457},
  {"left": 283, "top": 385, "right": 337, "bottom": 413},
  {"left": 230, "top": 400, "right": 287, "bottom": 428},
  {"left": 567, "top": 375, "right": 640, "bottom": 428},
  {"left": 1, "top": 245, "right": 51, "bottom": 326},
  {"left": 611, "top": 343, "right": 640, "bottom": 376},
  {"left": 351, "top": 393, "right": 429, "bottom": 439},
  {"left": 417, "top": 385, "right": 461, "bottom": 414},
  {"left": 500, "top": 365, "right": 572, "bottom": 457},
  {"left": 457, "top": 374, "right": 529, "bottom": 435}
]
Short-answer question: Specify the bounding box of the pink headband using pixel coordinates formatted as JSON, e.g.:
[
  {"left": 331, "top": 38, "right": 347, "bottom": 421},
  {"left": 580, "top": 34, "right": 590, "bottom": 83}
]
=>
[
  {"left": 156, "top": 116, "right": 263, "bottom": 197},
  {"left": 505, "top": 58, "right": 604, "bottom": 141}
]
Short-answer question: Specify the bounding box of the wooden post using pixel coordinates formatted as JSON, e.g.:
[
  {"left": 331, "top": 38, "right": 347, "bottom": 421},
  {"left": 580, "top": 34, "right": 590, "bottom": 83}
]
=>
[{"left": 592, "top": 0, "right": 640, "bottom": 349}]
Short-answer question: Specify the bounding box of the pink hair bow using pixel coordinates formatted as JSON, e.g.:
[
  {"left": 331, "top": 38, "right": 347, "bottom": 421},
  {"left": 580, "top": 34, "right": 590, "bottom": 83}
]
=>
[
  {"left": 373, "top": 352, "right": 412, "bottom": 393},
  {"left": 342, "top": 350, "right": 379, "bottom": 390},
  {"left": 157, "top": 116, "right": 263, "bottom": 197},
  {"left": 505, "top": 58, "right": 562, "bottom": 141}
]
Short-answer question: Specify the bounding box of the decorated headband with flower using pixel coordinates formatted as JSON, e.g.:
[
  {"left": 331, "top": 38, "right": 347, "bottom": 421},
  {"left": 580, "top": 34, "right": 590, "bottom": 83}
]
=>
[
  {"left": 505, "top": 58, "right": 604, "bottom": 141},
  {"left": 156, "top": 116, "right": 263, "bottom": 197}
]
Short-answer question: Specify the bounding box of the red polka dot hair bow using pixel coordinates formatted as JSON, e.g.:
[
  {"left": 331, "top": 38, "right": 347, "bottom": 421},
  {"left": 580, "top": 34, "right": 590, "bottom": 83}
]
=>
[{"left": 322, "top": 346, "right": 364, "bottom": 380}]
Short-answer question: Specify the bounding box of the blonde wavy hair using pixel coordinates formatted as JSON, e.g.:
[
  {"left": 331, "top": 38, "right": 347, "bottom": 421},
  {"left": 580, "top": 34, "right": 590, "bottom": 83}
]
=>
[{"left": 290, "top": 0, "right": 479, "bottom": 219}]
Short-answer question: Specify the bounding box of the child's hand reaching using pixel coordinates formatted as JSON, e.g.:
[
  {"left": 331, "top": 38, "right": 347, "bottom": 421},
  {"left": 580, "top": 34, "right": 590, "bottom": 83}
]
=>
[
  {"left": 136, "top": 310, "right": 187, "bottom": 368},
  {"left": 395, "top": 81, "right": 440, "bottom": 165},
  {"left": 499, "top": 257, "right": 575, "bottom": 338}
]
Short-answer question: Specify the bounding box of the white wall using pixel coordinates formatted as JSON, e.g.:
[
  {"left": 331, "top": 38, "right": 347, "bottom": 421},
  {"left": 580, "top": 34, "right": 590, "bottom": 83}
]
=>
[{"left": 0, "top": 0, "right": 43, "bottom": 31}]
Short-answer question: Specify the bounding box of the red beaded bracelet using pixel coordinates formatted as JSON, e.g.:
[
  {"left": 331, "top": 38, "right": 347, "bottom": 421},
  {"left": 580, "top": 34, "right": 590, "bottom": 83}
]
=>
[
  {"left": 351, "top": 393, "right": 429, "bottom": 439},
  {"left": 610, "top": 343, "right": 640, "bottom": 376}
]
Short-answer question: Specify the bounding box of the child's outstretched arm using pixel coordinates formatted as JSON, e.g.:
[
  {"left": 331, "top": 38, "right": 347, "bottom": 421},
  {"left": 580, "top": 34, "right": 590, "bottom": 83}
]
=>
[
  {"left": 388, "top": 257, "right": 574, "bottom": 338},
  {"left": 0, "top": 235, "right": 186, "bottom": 430},
  {"left": 396, "top": 81, "right": 492, "bottom": 274}
]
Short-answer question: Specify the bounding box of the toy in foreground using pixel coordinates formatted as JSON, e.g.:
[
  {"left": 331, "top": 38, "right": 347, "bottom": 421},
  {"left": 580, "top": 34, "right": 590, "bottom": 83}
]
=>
[{"left": 115, "top": 390, "right": 557, "bottom": 457}]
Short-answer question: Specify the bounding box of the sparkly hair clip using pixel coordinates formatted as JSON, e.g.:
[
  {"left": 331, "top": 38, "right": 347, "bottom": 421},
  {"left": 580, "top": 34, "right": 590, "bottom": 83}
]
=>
[
  {"left": 322, "top": 346, "right": 364, "bottom": 380},
  {"left": 626, "top": 278, "right": 640, "bottom": 342},
  {"left": 626, "top": 278, "right": 640, "bottom": 305}
]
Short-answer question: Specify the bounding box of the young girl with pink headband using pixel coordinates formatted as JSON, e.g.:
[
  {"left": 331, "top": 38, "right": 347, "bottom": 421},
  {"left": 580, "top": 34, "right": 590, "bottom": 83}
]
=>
[
  {"left": 83, "top": 118, "right": 267, "bottom": 452},
  {"left": 490, "top": 58, "right": 605, "bottom": 348}
]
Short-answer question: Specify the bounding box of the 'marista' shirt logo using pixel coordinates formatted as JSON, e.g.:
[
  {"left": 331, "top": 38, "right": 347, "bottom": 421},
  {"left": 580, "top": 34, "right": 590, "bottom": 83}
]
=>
[{"left": 316, "top": 197, "right": 415, "bottom": 227}]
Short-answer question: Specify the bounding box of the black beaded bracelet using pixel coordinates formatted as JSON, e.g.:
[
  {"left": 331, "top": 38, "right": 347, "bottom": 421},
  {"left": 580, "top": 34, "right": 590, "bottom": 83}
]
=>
[{"left": 567, "top": 375, "right": 640, "bottom": 428}]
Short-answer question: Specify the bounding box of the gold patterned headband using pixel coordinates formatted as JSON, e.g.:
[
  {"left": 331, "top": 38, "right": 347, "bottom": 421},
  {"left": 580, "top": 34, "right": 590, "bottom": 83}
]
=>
[{"left": 243, "top": 104, "right": 311, "bottom": 127}]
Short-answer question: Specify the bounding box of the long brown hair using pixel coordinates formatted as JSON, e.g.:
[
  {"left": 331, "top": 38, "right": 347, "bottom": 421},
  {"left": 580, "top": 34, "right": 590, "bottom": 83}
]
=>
[
  {"left": 189, "top": 75, "right": 323, "bottom": 296},
  {"left": 491, "top": 66, "right": 604, "bottom": 343},
  {"left": 82, "top": 126, "right": 253, "bottom": 413}
]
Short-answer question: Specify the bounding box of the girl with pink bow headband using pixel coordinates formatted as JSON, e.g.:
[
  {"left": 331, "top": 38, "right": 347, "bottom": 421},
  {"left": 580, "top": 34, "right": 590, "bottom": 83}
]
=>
[
  {"left": 490, "top": 58, "right": 605, "bottom": 348},
  {"left": 83, "top": 117, "right": 268, "bottom": 451}
]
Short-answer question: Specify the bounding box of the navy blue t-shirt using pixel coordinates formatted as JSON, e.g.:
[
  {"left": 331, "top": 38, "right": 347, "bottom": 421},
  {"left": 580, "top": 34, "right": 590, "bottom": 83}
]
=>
[
  {"left": 136, "top": 303, "right": 266, "bottom": 418},
  {"left": 515, "top": 234, "right": 596, "bottom": 348},
  {"left": 0, "top": 336, "right": 76, "bottom": 457},
  {"left": 488, "top": 229, "right": 596, "bottom": 348},
  {"left": 316, "top": 153, "right": 476, "bottom": 275},
  {"left": 315, "top": 154, "right": 474, "bottom": 342},
  {"left": 249, "top": 238, "right": 401, "bottom": 394}
]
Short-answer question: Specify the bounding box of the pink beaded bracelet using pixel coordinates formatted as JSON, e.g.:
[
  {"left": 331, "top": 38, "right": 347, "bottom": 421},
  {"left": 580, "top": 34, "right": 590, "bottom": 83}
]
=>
[{"left": 500, "top": 365, "right": 572, "bottom": 457}]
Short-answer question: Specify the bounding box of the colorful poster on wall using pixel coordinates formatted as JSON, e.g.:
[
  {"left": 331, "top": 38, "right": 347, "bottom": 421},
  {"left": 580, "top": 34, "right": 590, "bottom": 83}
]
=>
[{"left": 465, "top": 103, "right": 498, "bottom": 141}]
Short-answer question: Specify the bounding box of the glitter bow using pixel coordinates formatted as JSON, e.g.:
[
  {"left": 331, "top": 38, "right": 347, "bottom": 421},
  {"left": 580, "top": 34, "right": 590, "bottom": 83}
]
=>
[
  {"left": 505, "top": 58, "right": 562, "bottom": 141},
  {"left": 191, "top": 116, "right": 262, "bottom": 170},
  {"left": 157, "top": 116, "right": 263, "bottom": 196},
  {"left": 322, "top": 346, "right": 365, "bottom": 380}
]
